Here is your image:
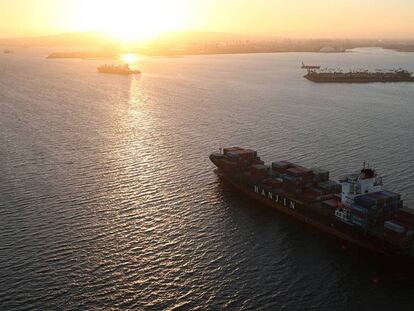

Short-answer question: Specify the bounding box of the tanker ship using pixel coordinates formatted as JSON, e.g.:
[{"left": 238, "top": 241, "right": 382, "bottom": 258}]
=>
[
  {"left": 210, "top": 147, "right": 414, "bottom": 257},
  {"left": 304, "top": 68, "right": 414, "bottom": 83}
]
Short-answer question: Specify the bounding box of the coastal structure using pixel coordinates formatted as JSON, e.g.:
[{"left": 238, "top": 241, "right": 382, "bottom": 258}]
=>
[{"left": 319, "top": 46, "right": 346, "bottom": 53}]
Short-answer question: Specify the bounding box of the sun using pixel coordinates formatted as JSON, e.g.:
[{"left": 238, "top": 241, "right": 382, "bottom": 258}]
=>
[
  {"left": 72, "top": 0, "right": 189, "bottom": 42},
  {"left": 121, "top": 53, "right": 139, "bottom": 64}
]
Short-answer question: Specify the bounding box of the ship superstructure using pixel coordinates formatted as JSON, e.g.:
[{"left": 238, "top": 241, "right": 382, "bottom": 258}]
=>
[
  {"left": 210, "top": 147, "right": 414, "bottom": 257},
  {"left": 301, "top": 62, "right": 320, "bottom": 69},
  {"left": 336, "top": 166, "right": 383, "bottom": 224}
]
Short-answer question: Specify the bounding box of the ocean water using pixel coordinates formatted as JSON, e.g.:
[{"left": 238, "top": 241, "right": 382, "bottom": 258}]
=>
[{"left": 1, "top": 48, "right": 414, "bottom": 310}]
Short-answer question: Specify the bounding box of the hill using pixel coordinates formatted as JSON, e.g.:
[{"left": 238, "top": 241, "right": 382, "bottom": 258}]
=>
[{"left": 0, "top": 32, "right": 110, "bottom": 48}]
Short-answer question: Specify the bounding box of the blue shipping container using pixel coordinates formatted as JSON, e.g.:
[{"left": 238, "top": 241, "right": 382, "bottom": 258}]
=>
[{"left": 351, "top": 204, "right": 369, "bottom": 215}]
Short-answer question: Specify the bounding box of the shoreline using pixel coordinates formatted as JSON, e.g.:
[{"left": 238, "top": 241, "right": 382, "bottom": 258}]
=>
[{"left": 44, "top": 47, "right": 414, "bottom": 60}]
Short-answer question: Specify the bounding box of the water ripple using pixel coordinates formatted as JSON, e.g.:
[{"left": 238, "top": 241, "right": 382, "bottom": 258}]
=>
[{"left": 1, "top": 49, "right": 414, "bottom": 310}]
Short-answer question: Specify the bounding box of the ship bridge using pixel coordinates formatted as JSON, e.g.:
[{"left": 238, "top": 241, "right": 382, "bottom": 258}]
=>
[{"left": 340, "top": 166, "right": 383, "bottom": 208}]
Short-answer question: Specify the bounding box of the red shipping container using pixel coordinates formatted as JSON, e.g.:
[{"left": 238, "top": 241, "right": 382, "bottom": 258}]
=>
[{"left": 395, "top": 208, "right": 414, "bottom": 225}]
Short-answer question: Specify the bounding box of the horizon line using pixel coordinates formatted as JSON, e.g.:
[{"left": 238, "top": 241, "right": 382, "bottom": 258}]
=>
[{"left": 1, "top": 30, "right": 414, "bottom": 43}]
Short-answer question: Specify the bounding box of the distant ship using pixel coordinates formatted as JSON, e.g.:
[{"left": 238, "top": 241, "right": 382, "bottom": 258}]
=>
[
  {"left": 210, "top": 147, "right": 414, "bottom": 258},
  {"left": 3, "top": 49, "right": 14, "bottom": 54},
  {"left": 301, "top": 62, "right": 320, "bottom": 69},
  {"left": 97, "top": 64, "right": 141, "bottom": 75},
  {"left": 304, "top": 68, "right": 414, "bottom": 83}
]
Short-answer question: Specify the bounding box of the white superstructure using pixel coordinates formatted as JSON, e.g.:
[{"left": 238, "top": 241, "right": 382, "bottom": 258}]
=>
[{"left": 335, "top": 166, "right": 383, "bottom": 223}]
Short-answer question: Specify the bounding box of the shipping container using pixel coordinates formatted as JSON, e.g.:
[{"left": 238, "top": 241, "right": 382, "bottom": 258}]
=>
[
  {"left": 354, "top": 191, "right": 402, "bottom": 212},
  {"left": 354, "top": 195, "right": 376, "bottom": 208},
  {"left": 318, "top": 180, "right": 340, "bottom": 193},
  {"left": 283, "top": 183, "right": 303, "bottom": 193},
  {"left": 250, "top": 164, "right": 269, "bottom": 179},
  {"left": 223, "top": 147, "right": 243, "bottom": 155},
  {"left": 283, "top": 174, "right": 303, "bottom": 184},
  {"left": 384, "top": 228, "right": 405, "bottom": 243},
  {"left": 395, "top": 208, "right": 414, "bottom": 225},
  {"left": 384, "top": 221, "right": 405, "bottom": 234},
  {"left": 322, "top": 199, "right": 338, "bottom": 209},
  {"left": 238, "top": 149, "right": 257, "bottom": 160},
  {"left": 263, "top": 178, "right": 283, "bottom": 187},
  {"left": 312, "top": 168, "right": 330, "bottom": 182},
  {"left": 286, "top": 166, "right": 314, "bottom": 179},
  {"left": 351, "top": 204, "right": 369, "bottom": 215},
  {"left": 351, "top": 214, "right": 368, "bottom": 227},
  {"left": 309, "top": 187, "right": 325, "bottom": 196},
  {"left": 271, "top": 161, "right": 293, "bottom": 173}
]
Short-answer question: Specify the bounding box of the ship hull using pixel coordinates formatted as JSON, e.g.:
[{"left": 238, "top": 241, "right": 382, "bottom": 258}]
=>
[
  {"left": 97, "top": 70, "right": 140, "bottom": 75},
  {"left": 304, "top": 74, "right": 414, "bottom": 83},
  {"left": 217, "top": 170, "right": 393, "bottom": 256}
]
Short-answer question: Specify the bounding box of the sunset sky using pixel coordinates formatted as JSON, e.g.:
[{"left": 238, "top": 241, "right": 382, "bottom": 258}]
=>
[{"left": 1, "top": 0, "right": 414, "bottom": 40}]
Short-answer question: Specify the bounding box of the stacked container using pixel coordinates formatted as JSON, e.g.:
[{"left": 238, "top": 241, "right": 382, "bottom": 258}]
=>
[
  {"left": 312, "top": 168, "right": 330, "bottom": 182},
  {"left": 351, "top": 191, "right": 403, "bottom": 229},
  {"left": 318, "top": 199, "right": 339, "bottom": 217},
  {"left": 354, "top": 191, "right": 402, "bottom": 212},
  {"left": 272, "top": 161, "right": 293, "bottom": 177},
  {"left": 222, "top": 147, "right": 263, "bottom": 170},
  {"left": 318, "top": 180, "right": 340, "bottom": 194},
  {"left": 250, "top": 164, "right": 269, "bottom": 180},
  {"left": 384, "top": 219, "right": 414, "bottom": 245},
  {"left": 384, "top": 221, "right": 405, "bottom": 238},
  {"left": 395, "top": 208, "right": 414, "bottom": 224},
  {"left": 223, "top": 147, "right": 244, "bottom": 155},
  {"left": 282, "top": 166, "right": 313, "bottom": 194},
  {"left": 351, "top": 214, "right": 369, "bottom": 228}
]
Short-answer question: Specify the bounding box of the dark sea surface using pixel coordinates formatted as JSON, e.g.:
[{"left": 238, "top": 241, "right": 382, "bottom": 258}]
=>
[{"left": 1, "top": 48, "right": 414, "bottom": 310}]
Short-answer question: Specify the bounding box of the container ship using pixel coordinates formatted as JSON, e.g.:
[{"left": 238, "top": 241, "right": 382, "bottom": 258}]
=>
[
  {"left": 97, "top": 64, "right": 141, "bottom": 75},
  {"left": 210, "top": 147, "right": 414, "bottom": 258},
  {"left": 304, "top": 68, "right": 414, "bottom": 83}
]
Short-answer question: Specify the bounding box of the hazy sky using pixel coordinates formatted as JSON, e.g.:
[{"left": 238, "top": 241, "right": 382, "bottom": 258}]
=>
[{"left": 1, "top": 0, "right": 413, "bottom": 40}]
